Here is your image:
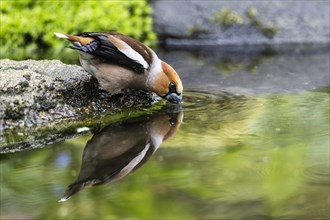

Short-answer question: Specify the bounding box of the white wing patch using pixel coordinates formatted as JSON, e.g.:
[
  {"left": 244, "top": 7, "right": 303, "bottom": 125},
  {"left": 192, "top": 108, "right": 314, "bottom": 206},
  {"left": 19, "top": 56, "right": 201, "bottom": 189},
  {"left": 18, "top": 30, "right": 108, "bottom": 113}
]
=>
[
  {"left": 150, "top": 128, "right": 164, "bottom": 150},
  {"left": 118, "top": 143, "right": 151, "bottom": 176},
  {"left": 115, "top": 38, "right": 149, "bottom": 69},
  {"left": 147, "top": 52, "right": 162, "bottom": 84}
]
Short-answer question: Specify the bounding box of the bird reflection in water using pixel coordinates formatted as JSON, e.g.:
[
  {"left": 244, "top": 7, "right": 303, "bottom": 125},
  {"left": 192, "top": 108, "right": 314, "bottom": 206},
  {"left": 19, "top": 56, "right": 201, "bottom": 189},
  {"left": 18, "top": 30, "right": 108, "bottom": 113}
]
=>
[{"left": 59, "top": 105, "right": 183, "bottom": 201}]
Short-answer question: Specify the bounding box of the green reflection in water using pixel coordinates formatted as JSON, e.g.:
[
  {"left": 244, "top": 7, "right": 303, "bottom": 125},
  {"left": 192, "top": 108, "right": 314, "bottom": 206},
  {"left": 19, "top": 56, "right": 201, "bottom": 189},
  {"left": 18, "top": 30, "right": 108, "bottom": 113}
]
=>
[{"left": 0, "top": 88, "right": 329, "bottom": 219}]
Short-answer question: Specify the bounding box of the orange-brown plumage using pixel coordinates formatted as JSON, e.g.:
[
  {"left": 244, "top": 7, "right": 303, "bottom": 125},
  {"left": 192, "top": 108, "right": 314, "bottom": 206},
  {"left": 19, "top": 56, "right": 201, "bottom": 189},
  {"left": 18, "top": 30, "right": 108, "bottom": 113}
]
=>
[
  {"left": 55, "top": 31, "right": 182, "bottom": 103},
  {"left": 161, "top": 61, "right": 183, "bottom": 94},
  {"left": 62, "top": 34, "right": 94, "bottom": 45}
]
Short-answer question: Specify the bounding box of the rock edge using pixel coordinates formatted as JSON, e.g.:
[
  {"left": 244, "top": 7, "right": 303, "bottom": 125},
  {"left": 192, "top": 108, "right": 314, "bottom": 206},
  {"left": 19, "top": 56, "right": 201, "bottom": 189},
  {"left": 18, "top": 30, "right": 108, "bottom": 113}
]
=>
[{"left": 0, "top": 59, "right": 156, "bottom": 130}]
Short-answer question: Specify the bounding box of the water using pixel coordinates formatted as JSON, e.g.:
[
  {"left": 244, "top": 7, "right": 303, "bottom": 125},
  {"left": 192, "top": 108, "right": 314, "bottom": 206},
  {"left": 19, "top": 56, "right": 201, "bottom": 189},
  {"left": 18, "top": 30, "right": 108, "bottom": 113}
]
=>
[{"left": 1, "top": 49, "right": 329, "bottom": 219}]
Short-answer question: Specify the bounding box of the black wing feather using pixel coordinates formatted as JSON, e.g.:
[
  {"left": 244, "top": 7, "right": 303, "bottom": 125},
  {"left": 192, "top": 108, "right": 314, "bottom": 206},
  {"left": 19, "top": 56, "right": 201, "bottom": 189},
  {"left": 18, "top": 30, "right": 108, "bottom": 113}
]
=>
[{"left": 70, "top": 33, "right": 145, "bottom": 74}]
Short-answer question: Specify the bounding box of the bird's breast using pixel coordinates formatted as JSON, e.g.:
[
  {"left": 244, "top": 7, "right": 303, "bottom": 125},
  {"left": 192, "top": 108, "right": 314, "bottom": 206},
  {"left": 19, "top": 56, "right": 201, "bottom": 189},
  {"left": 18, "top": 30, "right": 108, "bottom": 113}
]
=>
[{"left": 79, "top": 55, "right": 147, "bottom": 94}]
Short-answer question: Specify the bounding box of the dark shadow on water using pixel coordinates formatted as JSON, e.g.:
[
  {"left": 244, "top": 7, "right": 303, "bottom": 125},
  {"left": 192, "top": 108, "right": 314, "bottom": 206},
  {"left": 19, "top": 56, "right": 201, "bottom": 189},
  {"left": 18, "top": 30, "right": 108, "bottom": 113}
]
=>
[{"left": 60, "top": 105, "right": 183, "bottom": 201}]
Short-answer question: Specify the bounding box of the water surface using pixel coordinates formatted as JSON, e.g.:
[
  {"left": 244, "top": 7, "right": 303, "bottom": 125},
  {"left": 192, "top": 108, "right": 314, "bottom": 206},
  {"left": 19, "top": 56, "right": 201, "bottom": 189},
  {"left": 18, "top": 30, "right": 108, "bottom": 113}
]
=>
[{"left": 1, "top": 49, "right": 329, "bottom": 219}]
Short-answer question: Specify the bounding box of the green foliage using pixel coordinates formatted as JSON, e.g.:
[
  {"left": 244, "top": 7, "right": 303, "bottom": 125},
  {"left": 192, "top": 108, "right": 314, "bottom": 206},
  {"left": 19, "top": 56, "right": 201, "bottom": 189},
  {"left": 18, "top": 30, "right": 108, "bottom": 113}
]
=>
[
  {"left": 187, "top": 20, "right": 208, "bottom": 38},
  {"left": 211, "top": 7, "right": 277, "bottom": 39},
  {"left": 212, "top": 7, "right": 243, "bottom": 29},
  {"left": 0, "top": 0, "right": 156, "bottom": 62},
  {"left": 246, "top": 7, "right": 277, "bottom": 39}
]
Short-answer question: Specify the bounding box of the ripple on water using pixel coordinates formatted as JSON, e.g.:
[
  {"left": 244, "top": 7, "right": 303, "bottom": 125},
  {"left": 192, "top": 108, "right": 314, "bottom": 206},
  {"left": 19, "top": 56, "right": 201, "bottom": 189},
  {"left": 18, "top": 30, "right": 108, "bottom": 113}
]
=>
[
  {"left": 182, "top": 89, "right": 220, "bottom": 112},
  {"left": 182, "top": 88, "right": 245, "bottom": 112},
  {"left": 178, "top": 88, "right": 262, "bottom": 151},
  {"left": 304, "top": 162, "right": 330, "bottom": 185}
]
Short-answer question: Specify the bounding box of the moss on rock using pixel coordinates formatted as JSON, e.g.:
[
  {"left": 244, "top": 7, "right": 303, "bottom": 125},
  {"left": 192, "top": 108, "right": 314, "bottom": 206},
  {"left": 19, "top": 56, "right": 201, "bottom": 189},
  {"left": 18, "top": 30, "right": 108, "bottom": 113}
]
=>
[{"left": 212, "top": 7, "right": 243, "bottom": 29}]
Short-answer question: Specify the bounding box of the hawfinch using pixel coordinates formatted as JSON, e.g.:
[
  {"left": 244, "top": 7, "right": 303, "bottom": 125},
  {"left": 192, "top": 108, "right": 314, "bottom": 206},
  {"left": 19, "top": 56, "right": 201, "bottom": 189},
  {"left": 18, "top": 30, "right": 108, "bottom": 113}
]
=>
[
  {"left": 54, "top": 32, "right": 183, "bottom": 103},
  {"left": 59, "top": 106, "right": 183, "bottom": 201}
]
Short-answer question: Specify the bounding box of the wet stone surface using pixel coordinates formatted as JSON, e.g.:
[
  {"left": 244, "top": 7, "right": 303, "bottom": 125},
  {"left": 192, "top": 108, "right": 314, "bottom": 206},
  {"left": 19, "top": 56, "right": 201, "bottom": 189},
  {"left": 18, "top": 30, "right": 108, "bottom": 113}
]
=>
[
  {"left": 152, "top": 1, "right": 330, "bottom": 48},
  {"left": 0, "top": 59, "right": 156, "bottom": 130}
]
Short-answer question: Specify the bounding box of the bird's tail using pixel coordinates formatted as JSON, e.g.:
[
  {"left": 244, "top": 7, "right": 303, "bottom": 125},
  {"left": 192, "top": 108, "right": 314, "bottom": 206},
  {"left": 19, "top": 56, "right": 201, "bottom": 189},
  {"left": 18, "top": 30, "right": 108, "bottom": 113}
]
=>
[
  {"left": 54, "top": 32, "right": 94, "bottom": 47},
  {"left": 58, "top": 183, "right": 83, "bottom": 202}
]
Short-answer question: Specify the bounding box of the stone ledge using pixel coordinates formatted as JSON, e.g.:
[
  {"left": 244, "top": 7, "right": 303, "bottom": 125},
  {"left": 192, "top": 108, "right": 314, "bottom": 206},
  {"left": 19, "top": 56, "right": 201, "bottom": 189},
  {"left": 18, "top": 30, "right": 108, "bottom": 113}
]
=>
[
  {"left": 0, "top": 59, "right": 156, "bottom": 130},
  {"left": 151, "top": 1, "right": 330, "bottom": 49}
]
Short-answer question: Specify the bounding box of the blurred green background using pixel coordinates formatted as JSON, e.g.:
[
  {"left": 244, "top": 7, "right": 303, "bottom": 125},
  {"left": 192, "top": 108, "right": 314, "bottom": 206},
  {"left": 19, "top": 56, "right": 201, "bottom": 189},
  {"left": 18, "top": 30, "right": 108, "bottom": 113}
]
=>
[{"left": 0, "top": 0, "right": 156, "bottom": 62}]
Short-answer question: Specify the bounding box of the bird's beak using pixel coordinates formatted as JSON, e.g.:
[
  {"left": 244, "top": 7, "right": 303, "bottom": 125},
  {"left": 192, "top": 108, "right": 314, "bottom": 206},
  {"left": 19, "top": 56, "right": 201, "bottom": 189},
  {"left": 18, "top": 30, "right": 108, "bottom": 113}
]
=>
[{"left": 164, "top": 93, "right": 182, "bottom": 104}]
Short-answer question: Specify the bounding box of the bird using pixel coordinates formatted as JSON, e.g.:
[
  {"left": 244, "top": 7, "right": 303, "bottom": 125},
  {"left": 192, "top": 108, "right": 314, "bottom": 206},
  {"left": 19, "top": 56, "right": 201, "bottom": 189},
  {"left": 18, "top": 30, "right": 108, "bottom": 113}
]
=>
[
  {"left": 54, "top": 32, "right": 183, "bottom": 103},
  {"left": 59, "top": 106, "right": 183, "bottom": 201}
]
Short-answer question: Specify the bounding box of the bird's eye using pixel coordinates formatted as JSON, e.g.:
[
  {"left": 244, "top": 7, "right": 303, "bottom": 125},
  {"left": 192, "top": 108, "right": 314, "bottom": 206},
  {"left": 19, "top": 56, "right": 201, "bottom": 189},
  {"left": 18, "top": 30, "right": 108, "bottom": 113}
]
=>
[
  {"left": 169, "top": 118, "right": 176, "bottom": 126},
  {"left": 169, "top": 82, "right": 176, "bottom": 93}
]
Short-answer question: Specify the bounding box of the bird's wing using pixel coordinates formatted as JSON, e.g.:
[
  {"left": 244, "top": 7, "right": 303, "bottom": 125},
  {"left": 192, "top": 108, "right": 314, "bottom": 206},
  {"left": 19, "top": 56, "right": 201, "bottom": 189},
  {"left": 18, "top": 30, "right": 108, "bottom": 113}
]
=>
[{"left": 69, "top": 32, "right": 149, "bottom": 74}]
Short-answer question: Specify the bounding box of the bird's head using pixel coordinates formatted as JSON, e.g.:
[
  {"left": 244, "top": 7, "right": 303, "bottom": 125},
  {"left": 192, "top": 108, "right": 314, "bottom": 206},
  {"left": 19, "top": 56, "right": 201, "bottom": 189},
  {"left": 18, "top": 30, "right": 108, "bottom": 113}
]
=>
[{"left": 147, "top": 61, "right": 183, "bottom": 104}]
